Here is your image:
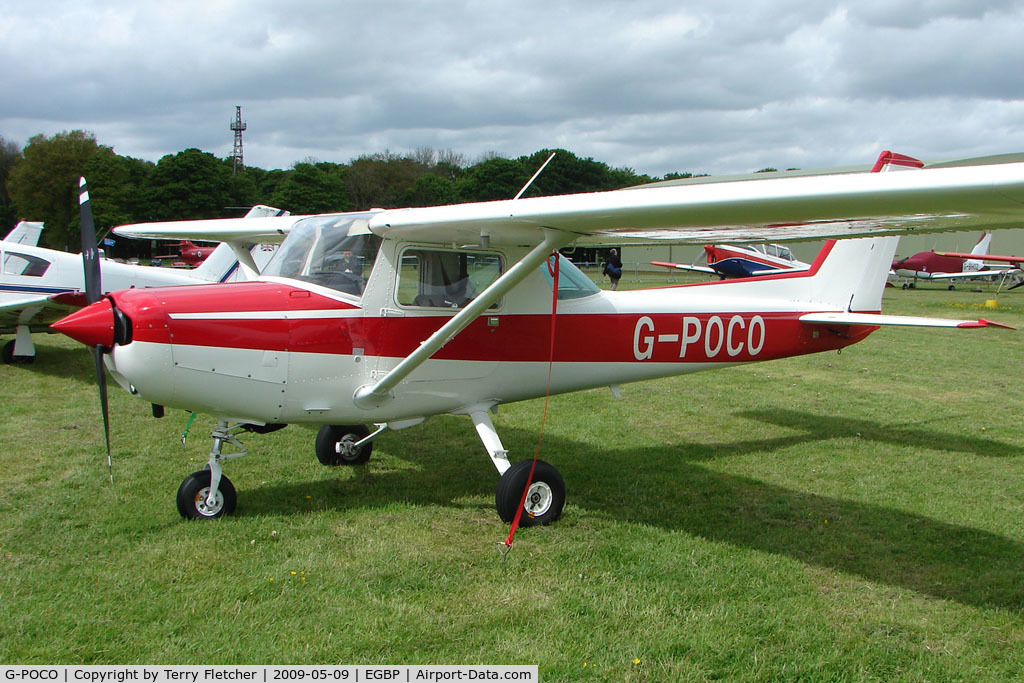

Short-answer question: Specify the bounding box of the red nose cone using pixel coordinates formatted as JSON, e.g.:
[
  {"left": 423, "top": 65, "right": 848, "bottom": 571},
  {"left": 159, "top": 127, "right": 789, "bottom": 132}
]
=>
[{"left": 51, "top": 298, "right": 115, "bottom": 348}]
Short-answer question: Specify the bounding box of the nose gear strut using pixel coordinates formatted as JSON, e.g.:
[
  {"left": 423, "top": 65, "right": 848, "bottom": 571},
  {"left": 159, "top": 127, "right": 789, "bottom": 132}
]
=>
[{"left": 176, "top": 420, "right": 248, "bottom": 519}]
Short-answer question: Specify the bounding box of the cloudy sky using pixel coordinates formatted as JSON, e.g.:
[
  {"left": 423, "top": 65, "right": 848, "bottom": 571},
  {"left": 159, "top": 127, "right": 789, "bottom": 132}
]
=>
[{"left": 4, "top": 1, "right": 1024, "bottom": 178}]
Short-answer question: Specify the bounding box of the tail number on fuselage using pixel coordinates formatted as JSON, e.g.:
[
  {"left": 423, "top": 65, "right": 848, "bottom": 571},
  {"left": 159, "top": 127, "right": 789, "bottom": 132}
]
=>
[{"left": 633, "top": 315, "right": 766, "bottom": 361}]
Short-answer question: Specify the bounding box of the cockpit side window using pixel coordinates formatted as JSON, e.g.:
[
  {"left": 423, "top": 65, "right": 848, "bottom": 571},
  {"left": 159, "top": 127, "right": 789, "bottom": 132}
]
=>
[
  {"left": 261, "top": 213, "right": 382, "bottom": 297},
  {"left": 2, "top": 251, "right": 51, "bottom": 277},
  {"left": 540, "top": 253, "right": 601, "bottom": 299},
  {"left": 397, "top": 249, "right": 503, "bottom": 309}
]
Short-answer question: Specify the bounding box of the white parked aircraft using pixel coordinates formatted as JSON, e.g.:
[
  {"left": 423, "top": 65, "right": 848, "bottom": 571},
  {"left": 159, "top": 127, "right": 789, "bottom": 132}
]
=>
[{"left": 0, "top": 208, "right": 287, "bottom": 363}]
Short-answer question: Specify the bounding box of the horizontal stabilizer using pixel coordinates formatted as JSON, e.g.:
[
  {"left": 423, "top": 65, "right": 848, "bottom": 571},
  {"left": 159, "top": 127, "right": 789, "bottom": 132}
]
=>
[
  {"left": 650, "top": 261, "right": 716, "bottom": 274},
  {"left": 919, "top": 268, "right": 1019, "bottom": 280},
  {"left": 800, "top": 312, "right": 1014, "bottom": 329}
]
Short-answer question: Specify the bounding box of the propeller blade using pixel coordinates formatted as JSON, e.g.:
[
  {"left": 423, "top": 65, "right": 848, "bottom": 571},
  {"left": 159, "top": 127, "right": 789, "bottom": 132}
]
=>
[
  {"left": 79, "top": 177, "right": 113, "bottom": 483},
  {"left": 93, "top": 345, "right": 113, "bottom": 483},
  {"left": 79, "top": 177, "right": 101, "bottom": 304}
]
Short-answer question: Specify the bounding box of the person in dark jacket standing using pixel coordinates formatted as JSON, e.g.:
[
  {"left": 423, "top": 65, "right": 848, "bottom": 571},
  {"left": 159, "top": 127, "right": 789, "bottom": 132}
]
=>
[{"left": 602, "top": 248, "right": 623, "bottom": 290}]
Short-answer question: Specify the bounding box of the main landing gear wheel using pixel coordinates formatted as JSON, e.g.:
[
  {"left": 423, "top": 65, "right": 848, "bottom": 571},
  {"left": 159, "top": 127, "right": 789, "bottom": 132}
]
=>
[
  {"left": 176, "top": 470, "right": 237, "bottom": 519},
  {"left": 2, "top": 340, "right": 33, "bottom": 365},
  {"left": 315, "top": 424, "right": 373, "bottom": 466},
  {"left": 495, "top": 459, "right": 565, "bottom": 527}
]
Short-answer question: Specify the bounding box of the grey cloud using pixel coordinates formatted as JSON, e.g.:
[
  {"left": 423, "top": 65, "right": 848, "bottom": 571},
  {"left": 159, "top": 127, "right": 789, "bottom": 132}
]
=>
[{"left": 3, "top": 1, "right": 1024, "bottom": 177}]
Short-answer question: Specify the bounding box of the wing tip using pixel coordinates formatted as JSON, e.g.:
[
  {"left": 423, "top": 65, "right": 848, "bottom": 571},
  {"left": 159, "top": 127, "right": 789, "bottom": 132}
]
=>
[{"left": 957, "top": 318, "right": 1016, "bottom": 329}]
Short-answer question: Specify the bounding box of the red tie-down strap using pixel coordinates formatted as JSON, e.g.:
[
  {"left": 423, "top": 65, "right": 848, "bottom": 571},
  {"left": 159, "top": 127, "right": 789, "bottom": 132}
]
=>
[{"left": 502, "top": 251, "right": 561, "bottom": 551}]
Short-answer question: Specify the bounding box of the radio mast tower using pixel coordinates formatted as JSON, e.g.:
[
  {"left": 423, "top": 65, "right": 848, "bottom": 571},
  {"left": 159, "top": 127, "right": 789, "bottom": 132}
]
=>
[{"left": 230, "top": 106, "right": 246, "bottom": 174}]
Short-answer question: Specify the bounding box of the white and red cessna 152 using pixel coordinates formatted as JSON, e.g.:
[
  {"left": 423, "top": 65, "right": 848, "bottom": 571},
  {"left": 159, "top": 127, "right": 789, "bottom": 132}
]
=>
[{"left": 53, "top": 155, "right": 1024, "bottom": 525}]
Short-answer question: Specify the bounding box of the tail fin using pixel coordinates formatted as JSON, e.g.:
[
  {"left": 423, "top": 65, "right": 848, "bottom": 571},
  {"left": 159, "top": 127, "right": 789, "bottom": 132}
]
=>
[
  {"left": 970, "top": 232, "right": 992, "bottom": 256},
  {"left": 188, "top": 243, "right": 239, "bottom": 282},
  {"left": 870, "top": 150, "right": 924, "bottom": 173},
  {"left": 243, "top": 205, "right": 290, "bottom": 218},
  {"left": 805, "top": 237, "right": 899, "bottom": 311},
  {"left": 3, "top": 221, "right": 45, "bottom": 246},
  {"left": 964, "top": 232, "right": 992, "bottom": 272}
]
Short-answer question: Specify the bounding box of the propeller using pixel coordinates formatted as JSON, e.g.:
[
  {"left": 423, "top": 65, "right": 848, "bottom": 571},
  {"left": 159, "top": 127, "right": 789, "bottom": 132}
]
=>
[{"left": 78, "top": 177, "right": 113, "bottom": 484}]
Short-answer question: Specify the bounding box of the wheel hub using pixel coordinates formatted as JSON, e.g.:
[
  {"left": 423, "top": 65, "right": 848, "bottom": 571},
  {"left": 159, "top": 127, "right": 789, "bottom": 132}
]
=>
[
  {"left": 525, "top": 481, "right": 553, "bottom": 517},
  {"left": 194, "top": 487, "right": 224, "bottom": 516},
  {"left": 337, "top": 435, "right": 357, "bottom": 456}
]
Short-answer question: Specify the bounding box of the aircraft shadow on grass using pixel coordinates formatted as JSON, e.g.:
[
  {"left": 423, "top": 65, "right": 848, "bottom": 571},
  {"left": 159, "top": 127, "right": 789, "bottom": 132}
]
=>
[{"left": 245, "top": 409, "right": 1024, "bottom": 611}]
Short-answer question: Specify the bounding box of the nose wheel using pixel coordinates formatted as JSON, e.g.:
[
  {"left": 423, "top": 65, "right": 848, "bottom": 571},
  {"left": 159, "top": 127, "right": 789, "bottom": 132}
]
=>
[
  {"left": 176, "top": 420, "right": 247, "bottom": 520},
  {"left": 176, "top": 469, "right": 237, "bottom": 519}
]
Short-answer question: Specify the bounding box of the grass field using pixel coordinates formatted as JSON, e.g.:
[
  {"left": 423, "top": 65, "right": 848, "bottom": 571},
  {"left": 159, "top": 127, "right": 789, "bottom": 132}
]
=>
[{"left": 1, "top": 283, "right": 1023, "bottom": 680}]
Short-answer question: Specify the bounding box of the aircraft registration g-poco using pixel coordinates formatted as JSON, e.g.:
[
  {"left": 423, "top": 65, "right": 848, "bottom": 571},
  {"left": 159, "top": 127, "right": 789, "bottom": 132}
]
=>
[{"left": 53, "top": 154, "right": 1024, "bottom": 527}]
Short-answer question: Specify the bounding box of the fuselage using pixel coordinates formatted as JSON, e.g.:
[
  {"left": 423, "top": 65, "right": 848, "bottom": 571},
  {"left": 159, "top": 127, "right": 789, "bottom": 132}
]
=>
[
  {"left": 69, "top": 228, "right": 875, "bottom": 426},
  {"left": 892, "top": 252, "right": 970, "bottom": 278},
  {"left": 705, "top": 243, "right": 808, "bottom": 278}
]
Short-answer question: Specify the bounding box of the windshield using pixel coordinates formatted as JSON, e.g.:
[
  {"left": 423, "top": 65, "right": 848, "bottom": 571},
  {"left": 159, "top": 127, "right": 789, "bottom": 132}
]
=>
[
  {"left": 541, "top": 253, "right": 601, "bottom": 299},
  {"left": 261, "top": 212, "right": 382, "bottom": 296}
]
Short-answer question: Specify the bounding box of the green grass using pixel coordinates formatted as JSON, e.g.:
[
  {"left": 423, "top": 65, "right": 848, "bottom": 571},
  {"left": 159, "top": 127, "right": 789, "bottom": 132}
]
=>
[{"left": 2, "top": 287, "right": 1024, "bottom": 681}]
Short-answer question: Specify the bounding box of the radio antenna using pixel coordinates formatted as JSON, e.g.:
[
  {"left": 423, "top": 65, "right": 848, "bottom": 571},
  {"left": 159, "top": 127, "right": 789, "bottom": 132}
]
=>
[{"left": 513, "top": 152, "right": 556, "bottom": 200}]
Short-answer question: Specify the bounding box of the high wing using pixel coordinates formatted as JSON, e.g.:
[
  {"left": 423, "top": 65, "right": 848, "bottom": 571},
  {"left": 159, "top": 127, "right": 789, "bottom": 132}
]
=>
[
  {"left": 113, "top": 214, "right": 309, "bottom": 244},
  {"left": 366, "top": 160, "right": 1024, "bottom": 247},
  {"left": 936, "top": 251, "right": 1024, "bottom": 265},
  {"left": 111, "top": 159, "right": 1024, "bottom": 249},
  {"left": 113, "top": 209, "right": 306, "bottom": 280}
]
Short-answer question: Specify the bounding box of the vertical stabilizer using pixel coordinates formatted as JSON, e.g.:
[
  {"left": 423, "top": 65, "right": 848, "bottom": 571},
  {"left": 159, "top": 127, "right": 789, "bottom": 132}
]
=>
[
  {"left": 3, "top": 221, "right": 45, "bottom": 246},
  {"left": 965, "top": 232, "right": 992, "bottom": 272},
  {"left": 806, "top": 237, "right": 900, "bottom": 311}
]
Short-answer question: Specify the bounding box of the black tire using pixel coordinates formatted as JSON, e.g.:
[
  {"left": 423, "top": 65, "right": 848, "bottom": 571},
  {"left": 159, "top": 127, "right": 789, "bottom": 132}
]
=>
[
  {"left": 2, "top": 340, "right": 33, "bottom": 365},
  {"left": 176, "top": 470, "right": 237, "bottom": 519},
  {"left": 495, "top": 459, "right": 565, "bottom": 527},
  {"left": 315, "top": 424, "right": 372, "bottom": 466}
]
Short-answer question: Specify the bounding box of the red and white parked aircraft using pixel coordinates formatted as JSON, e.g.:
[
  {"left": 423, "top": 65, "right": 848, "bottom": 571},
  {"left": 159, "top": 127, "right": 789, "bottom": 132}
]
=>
[
  {"left": 891, "top": 232, "right": 1019, "bottom": 289},
  {"left": 934, "top": 249, "right": 1024, "bottom": 289},
  {"left": 53, "top": 156, "right": 1024, "bottom": 525},
  {"left": 652, "top": 242, "right": 810, "bottom": 278},
  {"left": 155, "top": 240, "right": 217, "bottom": 267}
]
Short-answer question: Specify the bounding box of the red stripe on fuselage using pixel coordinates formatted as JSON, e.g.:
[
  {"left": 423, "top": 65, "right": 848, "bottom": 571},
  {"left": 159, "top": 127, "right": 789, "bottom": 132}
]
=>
[{"left": 109, "top": 279, "right": 874, "bottom": 364}]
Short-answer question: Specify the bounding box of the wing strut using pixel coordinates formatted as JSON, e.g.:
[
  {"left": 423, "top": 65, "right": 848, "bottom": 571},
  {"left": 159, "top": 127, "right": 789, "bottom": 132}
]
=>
[{"left": 353, "top": 228, "right": 576, "bottom": 409}]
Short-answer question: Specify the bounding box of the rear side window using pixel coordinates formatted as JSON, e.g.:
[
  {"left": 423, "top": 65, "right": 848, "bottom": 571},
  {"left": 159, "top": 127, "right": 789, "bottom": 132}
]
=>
[
  {"left": 397, "top": 249, "right": 503, "bottom": 308},
  {"left": 2, "top": 251, "right": 51, "bottom": 277}
]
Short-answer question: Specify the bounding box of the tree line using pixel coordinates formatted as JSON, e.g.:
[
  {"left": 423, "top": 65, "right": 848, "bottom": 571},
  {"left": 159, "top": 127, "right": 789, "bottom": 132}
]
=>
[{"left": 0, "top": 130, "right": 697, "bottom": 255}]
